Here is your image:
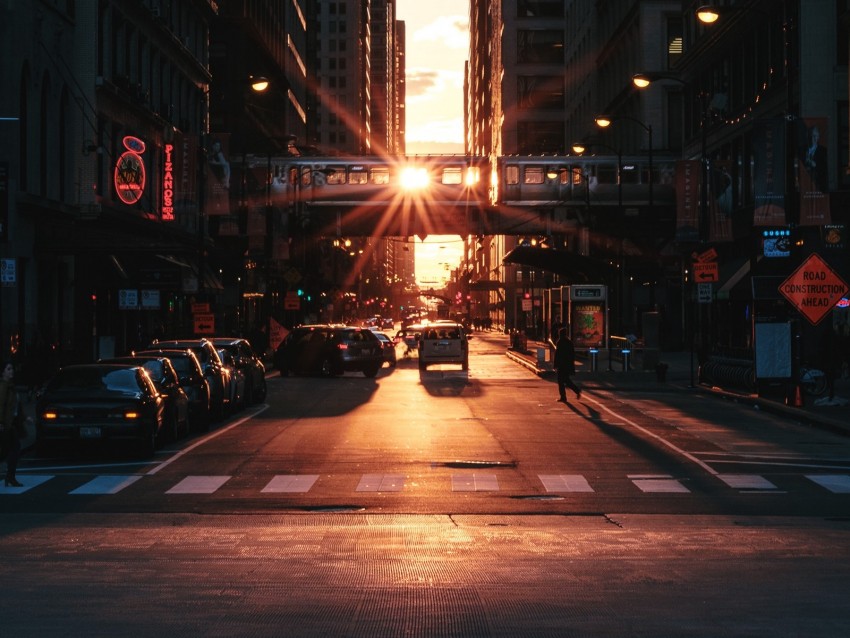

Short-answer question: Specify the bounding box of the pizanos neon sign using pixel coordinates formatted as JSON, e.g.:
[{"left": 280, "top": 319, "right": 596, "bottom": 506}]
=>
[{"left": 162, "top": 143, "right": 175, "bottom": 220}]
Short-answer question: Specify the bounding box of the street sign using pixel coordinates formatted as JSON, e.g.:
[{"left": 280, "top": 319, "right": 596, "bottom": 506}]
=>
[
  {"left": 118, "top": 289, "right": 138, "bottom": 309},
  {"left": 697, "top": 283, "right": 713, "bottom": 304},
  {"left": 1, "top": 257, "right": 16, "bottom": 286},
  {"left": 194, "top": 313, "right": 215, "bottom": 334},
  {"left": 779, "top": 253, "right": 849, "bottom": 325},
  {"left": 693, "top": 262, "right": 719, "bottom": 282}
]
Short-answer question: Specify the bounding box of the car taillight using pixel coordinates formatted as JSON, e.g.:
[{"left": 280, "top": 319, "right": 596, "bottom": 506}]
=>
[
  {"left": 337, "top": 343, "right": 348, "bottom": 350},
  {"left": 42, "top": 410, "right": 59, "bottom": 420}
]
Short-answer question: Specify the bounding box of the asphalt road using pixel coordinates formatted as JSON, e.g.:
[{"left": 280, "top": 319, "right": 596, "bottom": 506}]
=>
[{"left": 2, "top": 333, "right": 849, "bottom": 636}]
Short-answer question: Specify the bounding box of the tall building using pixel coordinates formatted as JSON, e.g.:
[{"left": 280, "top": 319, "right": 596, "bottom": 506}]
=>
[{"left": 0, "top": 0, "right": 218, "bottom": 368}]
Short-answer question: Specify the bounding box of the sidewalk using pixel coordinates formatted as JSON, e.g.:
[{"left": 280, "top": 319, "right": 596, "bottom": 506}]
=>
[{"left": 474, "top": 331, "right": 850, "bottom": 438}]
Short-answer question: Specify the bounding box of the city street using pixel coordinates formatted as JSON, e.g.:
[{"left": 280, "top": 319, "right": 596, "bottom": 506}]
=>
[{"left": 2, "top": 333, "right": 850, "bottom": 636}]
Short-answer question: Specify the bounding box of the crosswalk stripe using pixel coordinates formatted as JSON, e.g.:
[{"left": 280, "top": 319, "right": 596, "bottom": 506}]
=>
[
  {"left": 629, "top": 475, "right": 690, "bottom": 493},
  {"left": 806, "top": 474, "right": 850, "bottom": 493},
  {"left": 717, "top": 474, "right": 778, "bottom": 490},
  {"left": 356, "top": 474, "right": 405, "bottom": 492},
  {"left": 0, "top": 474, "right": 53, "bottom": 493},
  {"left": 70, "top": 475, "right": 143, "bottom": 495},
  {"left": 539, "top": 474, "right": 594, "bottom": 492},
  {"left": 452, "top": 473, "right": 499, "bottom": 492},
  {"left": 262, "top": 474, "right": 319, "bottom": 493},
  {"left": 166, "top": 475, "right": 230, "bottom": 494}
]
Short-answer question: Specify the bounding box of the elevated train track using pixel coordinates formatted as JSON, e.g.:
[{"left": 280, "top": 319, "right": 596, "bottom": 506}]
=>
[{"left": 232, "top": 153, "right": 677, "bottom": 237}]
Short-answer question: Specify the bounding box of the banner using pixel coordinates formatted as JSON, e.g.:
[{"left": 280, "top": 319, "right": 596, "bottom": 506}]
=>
[
  {"left": 796, "top": 117, "right": 831, "bottom": 226},
  {"left": 708, "top": 160, "right": 733, "bottom": 242},
  {"left": 753, "top": 118, "right": 786, "bottom": 226},
  {"left": 205, "top": 133, "right": 231, "bottom": 215},
  {"left": 675, "top": 160, "right": 700, "bottom": 243}
]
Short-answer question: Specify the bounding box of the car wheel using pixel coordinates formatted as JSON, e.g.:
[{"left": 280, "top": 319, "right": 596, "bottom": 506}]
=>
[
  {"left": 363, "top": 364, "right": 380, "bottom": 378},
  {"left": 320, "top": 357, "right": 334, "bottom": 377},
  {"left": 419, "top": 360, "right": 427, "bottom": 371},
  {"left": 462, "top": 359, "right": 469, "bottom": 371},
  {"left": 255, "top": 378, "right": 267, "bottom": 402}
]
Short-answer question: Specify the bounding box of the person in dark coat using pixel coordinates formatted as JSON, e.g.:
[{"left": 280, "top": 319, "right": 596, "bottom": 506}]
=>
[
  {"left": 0, "top": 360, "right": 27, "bottom": 487},
  {"left": 553, "top": 328, "right": 581, "bottom": 403}
]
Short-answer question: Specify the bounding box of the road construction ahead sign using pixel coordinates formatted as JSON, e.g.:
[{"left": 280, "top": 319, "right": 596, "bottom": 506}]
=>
[{"left": 779, "top": 253, "right": 849, "bottom": 325}]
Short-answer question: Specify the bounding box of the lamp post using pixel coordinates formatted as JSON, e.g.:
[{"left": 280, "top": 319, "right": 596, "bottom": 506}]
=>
[
  {"left": 573, "top": 141, "right": 627, "bottom": 335},
  {"left": 631, "top": 71, "right": 711, "bottom": 387},
  {"left": 594, "top": 115, "right": 653, "bottom": 207}
]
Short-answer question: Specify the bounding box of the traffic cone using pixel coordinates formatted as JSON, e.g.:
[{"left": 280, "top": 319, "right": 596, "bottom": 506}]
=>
[{"left": 788, "top": 384, "right": 804, "bottom": 408}]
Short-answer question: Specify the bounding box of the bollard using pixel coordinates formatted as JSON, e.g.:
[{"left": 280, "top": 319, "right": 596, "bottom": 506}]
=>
[
  {"left": 589, "top": 348, "right": 599, "bottom": 372},
  {"left": 621, "top": 348, "right": 631, "bottom": 371}
]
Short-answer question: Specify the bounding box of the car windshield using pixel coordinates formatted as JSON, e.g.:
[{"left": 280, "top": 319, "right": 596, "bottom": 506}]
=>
[{"left": 47, "top": 368, "right": 143, "bottom": 398}]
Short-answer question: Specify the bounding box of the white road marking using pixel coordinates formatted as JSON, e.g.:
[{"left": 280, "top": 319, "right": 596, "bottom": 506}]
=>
[
  {"left": 806, "top": 474, "right": 850, "bottom": 493},
  {"left": 717, "top": 474, "right": 778, "bottom": 490},
  {"left": 539, "top": 474, "right": 594, "bottom": 492},
  {"left": 629, "top": 475, "right": 690, "bottom": 493},
  {"left": 70, "top": 475, "right": 143, "bottom": 495},
  {"left": 262, "top": 474, "right": 320, "bottom": 493},
  {"left": 166, "top": 475, "right": 230, "bottom": 494},
  {"left": 356, "top": 474, "right": 405, "bottom": 492},
  {"left": 0, "top": 474, "right": 52, "bottom": 493},
  {"left": 451, "top": 473, "right": 499, "bottom": 491}
]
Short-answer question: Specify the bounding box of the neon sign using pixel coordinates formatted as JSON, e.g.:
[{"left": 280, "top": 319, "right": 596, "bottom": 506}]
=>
[
  {"left": 162, "top": 143, "right": 175, "bottom": 221},
  {"left": 114, "top": 135, "right": 146, "bottom": 205}
]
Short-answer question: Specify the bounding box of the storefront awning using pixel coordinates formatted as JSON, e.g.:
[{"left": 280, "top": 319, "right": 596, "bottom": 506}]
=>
[{"left": 503, "top": 246, "right": 616, "bottom": 282}]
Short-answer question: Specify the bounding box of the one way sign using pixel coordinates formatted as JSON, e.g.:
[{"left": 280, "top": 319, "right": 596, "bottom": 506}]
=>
[{"left": 693, "top": 262, "right": 719, "bottom": 282}]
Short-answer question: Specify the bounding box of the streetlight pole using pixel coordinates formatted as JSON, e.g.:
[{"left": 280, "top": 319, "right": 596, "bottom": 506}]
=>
[{"left": 594, "top": 115, "right": 653, "bottom": 207}]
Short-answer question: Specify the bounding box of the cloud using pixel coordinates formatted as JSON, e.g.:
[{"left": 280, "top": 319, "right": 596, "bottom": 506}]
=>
[
  {"left": 406, "top": 118, "right": 464, "bottom": 145},
  {"left": 411, "top": 15, "right": 469, "bottom": 50}
]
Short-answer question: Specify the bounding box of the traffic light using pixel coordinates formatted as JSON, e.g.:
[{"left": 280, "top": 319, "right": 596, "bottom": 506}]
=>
[{"left": 523, "top": 292, "right": 531, "bottom": 300}]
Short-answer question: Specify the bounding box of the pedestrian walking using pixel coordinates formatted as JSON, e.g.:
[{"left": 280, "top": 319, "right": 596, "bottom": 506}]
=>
[
  {"left": 553, "top": 328, "right": 581, "bottom": 403},
  {"left": 0, "top": 360, "right": 29, "bottom": 487}
]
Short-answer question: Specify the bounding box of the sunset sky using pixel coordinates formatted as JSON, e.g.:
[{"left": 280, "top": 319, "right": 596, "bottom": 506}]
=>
[{"left": 396, "top": 0, "right": 469, "bottom": 287}]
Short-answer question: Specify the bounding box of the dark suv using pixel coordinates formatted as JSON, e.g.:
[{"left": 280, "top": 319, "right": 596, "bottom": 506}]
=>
[
  {"left": 209, "top": 337, "right": 267, "bottom": 404},
  {"left": 148, "top": 339, "right": 229, "bottom": 420},
  {"left": 274, "top": 325, "right": 385, "bottom": 378}
]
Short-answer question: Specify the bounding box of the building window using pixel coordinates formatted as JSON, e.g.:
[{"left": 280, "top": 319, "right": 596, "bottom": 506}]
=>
[
  {"left": 517, "top": 30, "right": 564, "bottom": 64},
  {"left": 516, "top": 121, "right": 564, "bottom": 155},
  {"left": 517, "top": 76, "right": 564, "bottom": 110},
  {"left": 667, "top": 17, "right": 682, "bottom": 69},
  {"left": 517, "top": 0, "right": 563, "bottom": 18}
]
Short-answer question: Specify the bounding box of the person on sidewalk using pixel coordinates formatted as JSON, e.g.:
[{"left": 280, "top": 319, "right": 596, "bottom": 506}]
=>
[
  {"left": 554, "top": 328, "right": 581, "bottom": 403},
  {"left": 0, "top": 360, "right": 29, "bottom": 487}
]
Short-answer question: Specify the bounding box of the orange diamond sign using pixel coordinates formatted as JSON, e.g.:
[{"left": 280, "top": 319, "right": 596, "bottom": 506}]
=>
[{"left": 779, "top": 253, "right": 849, "bottom": 325}]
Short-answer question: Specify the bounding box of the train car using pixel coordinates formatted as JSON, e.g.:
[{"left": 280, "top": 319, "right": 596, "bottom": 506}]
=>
[
  {"left": 261, "top": 155, "right": 491, "bottom": 210},
  {"left": 496, "top": 155, "right": 676, "bottom": 208}
]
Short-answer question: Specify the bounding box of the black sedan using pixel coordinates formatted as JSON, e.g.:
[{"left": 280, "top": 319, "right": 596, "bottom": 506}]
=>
[
  {"left": 36, "top": 363, "right": 166, "bottom": 457},
  {"left": 209, "top": 337, "right": 267, "bottom": 404},
  {"left": 274, "top": 325, "right": 385, "bottom": 378},
  {"left": 135, "top": 348, "right": 211, "bottom": 432},
  {"left": 148, "top": 339, "right": 229, "bottom": 420},
  {"left": 100, "top": 355, "right": 190, "bottom": 442}
]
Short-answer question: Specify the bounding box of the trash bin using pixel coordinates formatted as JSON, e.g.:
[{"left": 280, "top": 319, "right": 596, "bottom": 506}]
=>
[{"left": 589, "top": 348, "right": 599, "bottom": 372}]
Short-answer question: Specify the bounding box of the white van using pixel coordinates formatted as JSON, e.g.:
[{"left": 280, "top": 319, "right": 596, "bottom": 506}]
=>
[{"left": 418, "top": 322, "right": 470, "bottom": 371}]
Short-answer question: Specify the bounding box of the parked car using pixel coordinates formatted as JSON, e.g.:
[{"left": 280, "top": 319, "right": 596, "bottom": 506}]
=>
[
  {"left": 208, "top": 337, "right": 267, "bottom": 404},
  {"left": 274, "top": 325, "right": 385, "bottom": 377},
  {"left": 216, "top": 348, "right": 246, "bottom": 412},
  {"left": 100, "top": 355, "right": 190, "bottom": 442},
  {"left": 148, "top": 339, "right": 228, "bottom": 420},
  {"left": 36, "top": 363, "right": 166, "bottom": 457},
  {"left": 394, "top": 324, "right": 426, "bottom": 357},
  {"left": 373, "top": 331, "right": 397, "bottom": 367},
  {"left": 135, "top": 348, "right": 211, "bottom": 432},
  {"left": 418, "top": 322, "right": 470, "bottom": 371}
]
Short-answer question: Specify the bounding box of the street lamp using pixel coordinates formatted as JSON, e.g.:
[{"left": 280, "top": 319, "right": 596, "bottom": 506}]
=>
[
  {"left": 632, "top": 72, "right": 711, "bottom": 387},
  {"left": 594, "top": 115, "right": 653, "bottom": 206}
]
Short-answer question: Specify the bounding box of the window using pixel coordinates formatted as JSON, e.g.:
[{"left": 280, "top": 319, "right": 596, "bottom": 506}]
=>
[
  {"left": 523, "top": 167, "right": 545, "bottom": 184},
  {"left": 442, "top": 167, "right": 463, "bottom": 184},
  {"left": 506, "top": 165, "right": 520, "bottom": 185},
  {"left": 518, "top": 0, "right": 563, "bottom": 18},
  {"left": 667, "top": 17, "right": 683, "bottom": 69},
  {"left": 326, "top": 169, "right": 346, "bottom": 185},
  {"left": 371, "top": 167, "right": 390, "bottom": 184},
  {"left": 349, "top": 170, "right": 368, "bottom": 184},
  {"left": 518, "top": 76, "right": 564, "bottom": 110},
  {"left": 517, "top": 30, "right": 564, "bottom": 64}
]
